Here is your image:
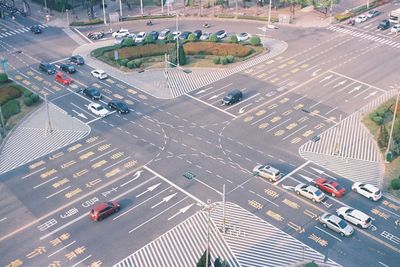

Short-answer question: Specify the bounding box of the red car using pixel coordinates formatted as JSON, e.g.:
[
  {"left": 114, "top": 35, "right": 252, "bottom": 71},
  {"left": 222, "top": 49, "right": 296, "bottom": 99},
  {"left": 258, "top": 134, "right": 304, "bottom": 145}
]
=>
[
  {"left": 90, "top": 201, "right": 120, "bottom": 221},
  {"left": 55, "top": 72, "right": 73, "bottom": 85},
  {"left": 315, "top": 178, "right": 346, "bottom": 197}
]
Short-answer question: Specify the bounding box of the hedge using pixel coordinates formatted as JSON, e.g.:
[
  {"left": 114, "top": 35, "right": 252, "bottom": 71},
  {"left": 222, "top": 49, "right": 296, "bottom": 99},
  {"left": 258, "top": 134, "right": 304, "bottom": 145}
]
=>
[
  {"left": 209, "top": 33, "right": 218, "bottom": 42},
  {"left": 230, "top": 35, "right": 238, "bottom": 44},
  {"left": 0, "top": 86, "right": 22, "bottom": 105},
  {"left": 226, "top": 55, "right": 234, "bottom": 63},
  {"left": 0, "top": 73, "right": 8, "bottom": 83},
  {"left": 24, "top": 96, "right": 33, "bottom": 106},
  {"left": 1, "top": 99, "right": 20, "bottom": 120},
  {"left": 69, "top": 19, "right": 103, "bottom": 27},
  {"left": 249, "top": 36, "right": 261, "bottom": 46},
  {"left": 111, "top": 43, "right": 175, "bottom": 61},
  {"left": 121, "top": 15, "right": 174, "bottom": 22},
  {"left": 213, "top": 57, "right": 220, "bottom": 64},
  {"left": 91, "top": 44, "right": 122, "bottom": 58},
  {"left": 184, "top": 42, "right": 252, "bottom": 57},
  {"left": 391, "top": 178, "right": 400, "bottom": 190}
]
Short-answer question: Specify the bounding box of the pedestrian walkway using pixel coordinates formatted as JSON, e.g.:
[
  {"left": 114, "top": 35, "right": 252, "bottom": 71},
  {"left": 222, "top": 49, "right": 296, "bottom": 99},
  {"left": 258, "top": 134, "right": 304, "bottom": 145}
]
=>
[
  {"left": 0, "top": 103, "right": 90, "bottom": 175},
  {"left": 299, "top": 90, "right": 397, "bottom": 187},
  {"left": 114, "top": 202, "right": 340, "bottom": 267},
  {"left": 0, "top": 23, "right": 47, "bottom": 38}
]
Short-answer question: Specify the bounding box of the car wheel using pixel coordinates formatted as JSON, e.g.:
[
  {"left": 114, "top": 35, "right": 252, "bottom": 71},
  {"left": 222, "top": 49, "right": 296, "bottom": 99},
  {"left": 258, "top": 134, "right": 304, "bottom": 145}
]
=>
[
  {"left": 332, "top": 193, "right": 336, "bottom": 197},
  {"left": 323, "top": 223, "right": 327, "bottom": 228},
  {"left": 369, "top": 196, "right": 373, "bottom": 201},
  {"left": 353, "top": 188, "right": 357, "bottom": 193},
  {"left": 115, "top": 207, "right": 120, "bottom": 212},
  {"left": 312, "top": 198, "right": 316, "bottom": 202},
  {"left": 296, "top": 191, "right": 300, "bottom": 195},
  {"left": 340, "top": 232, "right": 345, "bottom": 237},
  {"left": 357, "top": 224, "right": 363, "bottom": 228},
  {"left": 98, "top": 216, "right": 102, "bottom": 221},
  {"left": 118, "top": 110, "right": 122, "bottom": 114}
]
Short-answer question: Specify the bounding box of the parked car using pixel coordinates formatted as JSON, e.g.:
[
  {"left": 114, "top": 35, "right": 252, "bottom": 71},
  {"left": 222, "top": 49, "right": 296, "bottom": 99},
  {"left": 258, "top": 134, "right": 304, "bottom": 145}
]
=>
[
  {"left": 253, "top": 164, "right": 282, "bottom": 182},
  {"left": 336, "top": 207, "right": 372, "bottom": 229},
  {"left": 355, "top": 14, "right": 368, "bottom": 23},
  {"left": 88, "top": 102, "right": 109, "bottom": 117},
  {"left": 112, "top": 28, "right": 129, "bottom": 38},
  {"left": 127, "top": 33, "right": 137, "bottom": 39},
  {"left": 135, "top": 32, "right": 146, "bottom": 43},
  {"left": 391, "top": 24, "right": 400, "bottom": 33},
  {"left": 172, "top": 31, "right": 181, "bottom": 40},
  {"left": 237, "top": 32, "right": 250, "bottom": 41},
  {"left": 377, "top": 20, "right": 390, "bottom": 30},
  {"left": 294, "top": 183, "right": 326, "bottom": 203},
  {"left": 150, "top": 31, "right": 159, "bottom": 40},
  {"left": 39, "top": 62, "right": 56, "bottom": 74},
  {"left": 69, "top": 55, "right": 84, "bottom": 65},
  {"left": 55, "top": 72, "right": 72, "bottom": 85},
  {"left": 83, "top": 87, "right": 102, "bottom": 100},
  {"left": 30, "top": 25, "right": 42, "bottom": 34},
  {"left": 193, "top": 29, "right": 202, "bottom": 39},
  {"left": 87, "top": 31, "right": 104, "bottom": 40},
  {"left": 108, "top": 100, "right": 130, "bottom": 114},
  {"left": 222, "top": 90, "right": 242, "bottom": 105},
  {"left": 91, "top": 69, "right": 108, "bottom": 79},
  {"left": 319, "top": 213, "right": 354, "bottom": 237},
  {"left": 200, "top": 32, "right": 211, "bottom": 40},
  {"left": 366, "top": 10, "right": 380, "bottom": 18},
  {"left": 60, "top": 64, "right": 76, "bottom": 74},
  {"left": 158, "top": 29, "right": 171, "bottom": 40},
  {"left": 216, "top": 30, "right": 227, "bottom": 39},
  {"left": 314, "top": 178, "right": 346, "bottom": 197},
  {"left": 90, "top": 201, "right": 120, "bottom": 221},
  {"left": 179, "top": 31, "right": 192, "bottom": 40},
  {"left": 352, "top": 182, "right": 382, "bottom": 201}
]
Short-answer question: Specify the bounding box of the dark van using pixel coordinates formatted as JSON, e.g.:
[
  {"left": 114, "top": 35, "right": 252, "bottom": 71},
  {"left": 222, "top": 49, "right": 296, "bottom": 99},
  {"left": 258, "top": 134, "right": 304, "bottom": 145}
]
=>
[
  {"left": 377, "top": 20, "right": 390, "bottom": 30},
  {"left": 222, "top": 90, "right": 243, "bottom": 105},
  {"left": 39, "top": 63, "right": 56, "bottom": 75}
]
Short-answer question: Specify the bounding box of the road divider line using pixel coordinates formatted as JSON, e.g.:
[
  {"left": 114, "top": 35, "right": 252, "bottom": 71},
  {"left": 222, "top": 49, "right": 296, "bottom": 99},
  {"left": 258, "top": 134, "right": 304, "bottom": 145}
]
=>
[
  {"left": 314, "top": 226, "right": 342, "bottom": 242},
  {"left": 184, "top": 93, "right": 237, "bottom": 119},
  {"left": 34, "top": 175, "right": 59, "bottom": 189},
  {"left": 71, "top": 254, "right": 92, "bottom": 267},
  {"left": 275, "top": 161, "right": 310, "bottom": 186}
]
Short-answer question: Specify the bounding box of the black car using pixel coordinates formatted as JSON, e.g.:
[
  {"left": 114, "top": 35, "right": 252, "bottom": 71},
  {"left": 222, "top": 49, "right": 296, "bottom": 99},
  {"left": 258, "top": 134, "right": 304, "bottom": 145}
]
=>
[
  {"left": 150, "top": 31, "right": 159, "bottom": 40},
  {"left": 108, "top": 100, "right": 130, "bottom": 114},
  {"left": 179, "top": 31, "right": 192, "bottom": 40},
  {"left": 69, "top": 55, "right": 85, "bottom": 65},
  {"left": 193, "top": 30, "right": 202, "bottom": 39},
  {"left": 222, "top": 89, "right": 243, "bottom": 105},
  {"left": 39, "top": 63, "right": 56, "bottom": 74},
  {"left": 30, "top": 25, "right": 42, "bottom": 34},
  {"left": 377, "top": 20, "right": 390, "bottom": 30},
  {"left": 83, "top": 87, "right": 102, "bottom": 100},
  {"left": 60, "top": 64, "right": 76, "bottom": 74}
]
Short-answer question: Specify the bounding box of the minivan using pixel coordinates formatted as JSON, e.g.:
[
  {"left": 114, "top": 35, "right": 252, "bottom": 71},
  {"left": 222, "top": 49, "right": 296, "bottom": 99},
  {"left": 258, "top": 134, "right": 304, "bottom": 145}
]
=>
[
  {"left": 222, "top": 90, "right": 243, "bottom": 105},
  {"left": 377, "top": 20, "right": 390, "bottom": 30}
]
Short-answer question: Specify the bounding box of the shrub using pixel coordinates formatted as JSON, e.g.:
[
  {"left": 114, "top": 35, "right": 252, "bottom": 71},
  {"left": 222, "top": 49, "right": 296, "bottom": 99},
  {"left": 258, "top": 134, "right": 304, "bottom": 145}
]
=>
[
  {"left": 334, "top": 12, "right": 354, "bottom": 21},
  {"left": 24, "top": 96, "right": 33, "bottom": 106},
  {"left": 0, "top": 73, "right": 8, "bottom": 83},
  {"left": 144, "top": 34, "right": 155, "bottom": 44},
  {"left": 122, "top": 38, "right": 135, "bottom": 47},
  {"left": 167, "top": 33, "right": 175, "bottom": 43},
  {"left": 0, "top": 86, "right": 22, "bottom": 105},
  {"left": 226, "top": 55, "right": 234, "bottom": 63},
  {"left": 249, "top": 36, "right": 261, "bottom": 46},
  {"left": 120, "top": 59, "right": 129, "bottom": 66},
  {"left": 230, "top": 35, "right": 238, "bottom": 44},
  {"left": 391, "top": 178, "right": 400, "bottom": 190},
  {"left": 178, "top": 44, "right": 186, "bottom": 65},
  {"left": 184, "top": 42, "right": 252, "bottom": 57},
  {"left": 209, "top": 33, "right": 218, "bottom": 42},
  {"left": 188, "top": 33, "right": 197, "bottom": 42},
  {"left": 126, "top": 60, "right": 136, "bottom": 69},
  {"left": 1, "top": 99, "right": 20, "bottom": 120},
  {"left": 220, "top": 56, "right": 228, "bottom": 65},
  {"left": 114, "top": 43, "right": 175, "bottom": 61},
  {"left": 370, "top": 115, "right": 383, "bottom": 125},
  {"left": 30, "top": 94, "right": 40, "bottom": 103},
  {"left": 213, "top": 57, "right": 221, "bottom": 64},
  {"left": 134, "top": 59, "right": 142, "bottom": 67},
  {"left": 69, "top": 19, "right": 103, "bottom": 26},
  {"left": 23, "top": 90, "right": 33, "bottom": 97}
]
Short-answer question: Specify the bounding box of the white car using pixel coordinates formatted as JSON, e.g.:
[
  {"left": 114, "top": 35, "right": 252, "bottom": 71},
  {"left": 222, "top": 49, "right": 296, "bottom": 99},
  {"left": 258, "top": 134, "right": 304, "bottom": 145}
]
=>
[
  {"left": 253, "top": 164, "right": 282, "bottom": 182},
  {"left": 336, "top": 207, "right": 372, "bottom": 229},
  {"left": 294, "top": 183, "right": 326, "bottom": 202},
  {"left": 114, "top": 36, "right": 124, "bottom": 44},
  {"left": 135, "top": 32, "right": 146, "bottom": 43},
  {"left": 237, "top": 32, "right": 250, "bottom": 41},
  {"left": 127, "top": 33, "right": 137, "bottom": 39},
  {"left": 355, "top": 14, "right": 368, "bottom": 23},
  {"left": 112, "top": 29, "right": 129, "bottom": 38},
  {"left": 172, "top": 31, "right": 181, "bottom": 40},
  {"left": 352, "top": 182, "right": 382, "bottom": 201},
  {"left": 88, "top": 103, "right": 109, "bottom": 117},
  {"left": 319, "top": 213, "right": 354, "bottom": 237},
  {"left": 216, "top": 30, "right": 227, "bottom": 39},
  {"left": 91, "top": 70, "right": 108, "bottom": 80},
  {"left": 158, "top": 29, "right": 170, "bottom": 40},
  {"left": 391, "top": 24, "right": 400, "bottom": 33},
  {"left": 200, "top": 32, "right": 211, "bottom": 40}
]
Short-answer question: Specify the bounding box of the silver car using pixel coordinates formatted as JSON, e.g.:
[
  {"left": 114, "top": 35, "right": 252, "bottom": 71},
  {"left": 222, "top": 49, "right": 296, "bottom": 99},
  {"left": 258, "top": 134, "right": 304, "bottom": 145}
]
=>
[
  {"left": 336, "top": 207, "right": 372, "bottom": 229},
  {"left": 294, "top": 183, "right": 325, "bottom": 202},
  {"left": 253, "top": 164, "right": 282, "bottom": 182},
  {"left": 319, "top": 213, "right": 354, "bottom": 237}
]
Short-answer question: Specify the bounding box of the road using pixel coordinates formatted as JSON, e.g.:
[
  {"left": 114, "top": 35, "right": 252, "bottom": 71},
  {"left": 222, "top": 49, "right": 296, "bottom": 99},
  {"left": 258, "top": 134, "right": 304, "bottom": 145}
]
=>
[{"left": 1, "top": 3, "right": 400, "bottom": 267}]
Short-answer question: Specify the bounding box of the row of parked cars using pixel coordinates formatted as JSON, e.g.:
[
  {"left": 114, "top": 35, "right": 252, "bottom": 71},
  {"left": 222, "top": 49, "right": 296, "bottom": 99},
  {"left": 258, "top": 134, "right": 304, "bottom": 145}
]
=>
[
  {"left": 352, "top": 9, "right": 400, "bottom": 32},
  {"left": 253, "top": 163, "right": 381, "bottom": 237}
]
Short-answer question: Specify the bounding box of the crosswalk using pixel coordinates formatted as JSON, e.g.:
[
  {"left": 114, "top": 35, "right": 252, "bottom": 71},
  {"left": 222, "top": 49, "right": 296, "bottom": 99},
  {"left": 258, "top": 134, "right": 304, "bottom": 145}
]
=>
[
  {"left": 327, "top": 25, "right": 400, "bottom": 49},
  {"left": 0, "top": 103, "right": 90, "bottom": 175},
  {"left": 114, "top": 202, "right": 340, "bottom": 267},
  {"left": 158, "top": 39, "right": 288, "bottom": 98},
  {"left": 0, "top": 24, "right": 47, "bottom": 38},
  {"left": 299, "top": 90, "right": 397, "bottom": 186}
]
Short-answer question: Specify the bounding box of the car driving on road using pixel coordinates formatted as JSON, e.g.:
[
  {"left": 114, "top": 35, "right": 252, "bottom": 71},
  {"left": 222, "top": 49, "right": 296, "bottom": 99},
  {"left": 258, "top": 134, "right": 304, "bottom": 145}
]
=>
[
  {"left": 30, "top": 25, "right": 42, "bottom": 34},
  {"left": 91, "top": 69, "right": 108, "bottom": 79},
  {"left": 55, "top": 72, "right": 72, "bottom": 85},
  {"left": 83, "top": 87, "right": 102, "bottom": 100},
  {"left": 39, "top": 62, "right": 56, "bottom": 75},
  {"left": 60, "top": 64, "right": 76, "bottom": 74},
  {"left": 69, "top": 55, "right": 85, "bottom": 65},
  {"left": 108, "top": 100, "right": 130, "bottom": 114},
  {"left": 88, "top": 102, "right": 109, "bottom": 117},
  {"left": 253, "top": 164, "right": 282, "bottom": 182},
  {"left": 319, "top": 213, "right": 354, "bottom": 237},
  {"left": 352, "top": 182, "right": 382, "bottom": 201},
  {"left": 355, "top": 14, "right": 368, "bottom": 23},
  {"left": 90, "top": 201, "right": 120, "bottom": 221},
  {"left": 314, "top": 178, "right": 346, "bottom": 197},
  {"left": 294, "top": 183, "right": 326, "bottom": 202},
  {"left": 336, "top": 207, "right": 372, "bottom": 229}
]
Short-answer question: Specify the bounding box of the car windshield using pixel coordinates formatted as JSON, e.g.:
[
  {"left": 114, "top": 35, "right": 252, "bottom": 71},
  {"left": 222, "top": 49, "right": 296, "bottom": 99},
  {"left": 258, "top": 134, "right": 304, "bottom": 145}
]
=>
[
  {"left": 225, "top": 95, "right": 232, "bottom": 99},
  {"left": 96, "top": 106, "right": 104, "bottom": 111},
  {"left": 338, "top": 219, "right": 347, "bottom": 229},
  {"left": 315, "top": 189, "right": 323, "bottom": 196},
  {"left": 89, "top": 89, "right": 99, "bottom": 94},
  {"left": 117, "top": 103, "right": 126, "bottom": 109},
  {"left": 374, "top": 190, "right": 381, "bottom": 195}
]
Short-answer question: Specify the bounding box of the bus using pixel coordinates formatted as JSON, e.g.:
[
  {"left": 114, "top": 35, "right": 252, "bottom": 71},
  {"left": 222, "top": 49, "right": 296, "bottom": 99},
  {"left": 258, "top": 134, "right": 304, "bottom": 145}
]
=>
[{"left": 389, "top": 8, "right": 400, "bottom": 23}]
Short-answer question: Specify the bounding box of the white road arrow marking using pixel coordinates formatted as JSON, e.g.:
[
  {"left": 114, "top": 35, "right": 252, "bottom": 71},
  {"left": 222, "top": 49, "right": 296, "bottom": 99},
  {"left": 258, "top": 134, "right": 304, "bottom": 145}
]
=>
[
  {"left": 209, "top": 92, "right": 225, "bottom": 100},
  {"left": 298, "top": 174, "right": 314, "bottom": 183},
  {"left": 151, "top": 193, "right": 177, "bottom": 209},
  {"left": 168, "top": 203, "right": 195, "bottom": 221},
  {"left": 333, "top": 80, "right": 347, "bottom": 88},
  {"left": 120, "top": 170, "right": 144, "bottom": 187},
  {"left": 364, "top": 91, "right": 377, "bottom": 99},
  {"left": 319, "top": 75, "right": 333, "bottom": 83},
  {"left": 195, "top": 87, "right": 213, "bottom": 95},
  {"left": 312, "top": 69, "right": 321, "bottom": 77},
  {"left": 238, "top": 103, "right": 253, "bottom": 114},
  {"left": 72, "top": 109, "right": 87, "bottom": 119},
  {"left": 310, "top": 167, "right": 325, "bottom": 174},
  {"left": 281, "top": 184, "right": 295, "bottom": 191},
  {"left": 348, "top": 85, "right": 362, "bottom": 94},
  {"left": 136, "top": 183, "right": 161, "bottom": 198}
]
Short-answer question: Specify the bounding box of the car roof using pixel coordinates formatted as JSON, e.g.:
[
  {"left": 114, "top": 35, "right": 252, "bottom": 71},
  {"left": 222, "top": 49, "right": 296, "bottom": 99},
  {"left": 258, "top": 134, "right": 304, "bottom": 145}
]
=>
[
  {"left": 92, "top": 202, "right": 110, "bottom": 211},
  {"left": 90, "top": 102, "right": 102, "bottom": 107},
  {"left": 327, "top": 214, "right": 342, "bottom": 224},
  {"left": 363, "top": 183, "right": 379, "bottom": 192}
]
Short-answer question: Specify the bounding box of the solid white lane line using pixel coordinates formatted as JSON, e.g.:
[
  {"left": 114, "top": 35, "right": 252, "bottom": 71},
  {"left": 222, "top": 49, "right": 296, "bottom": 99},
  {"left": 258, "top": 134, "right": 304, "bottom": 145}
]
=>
[
  {"left": 314, "top": 226, "right": 342, "bottom": 242},
  {"left": 45, "top": 186, "right": 71, "bottom": 199},
  {"left": 34, "top": 176, "right": 59, "bottom": 189},
  {"left": 275, "top": 161, "right": 310, "bottom": 186},
  {"left": 48, "top": 241, "right": 76, "bottom": 257},
  {"left": 185, "top": 93, "right": 237, "bottom": 119},
  {"left": 21, "top": 167, "right": 46, "bottom": 180}
]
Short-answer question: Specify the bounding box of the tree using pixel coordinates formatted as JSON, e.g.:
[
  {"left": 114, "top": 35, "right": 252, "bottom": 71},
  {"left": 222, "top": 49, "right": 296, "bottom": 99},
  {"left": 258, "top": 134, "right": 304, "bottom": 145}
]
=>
[
  {"left": 0, "top": 72, "right": 8, "bottom": 83},
  {"left": 188, "top": 33, "right": 197, "bottom": 42},
  {"left": 209, "top": 33, "right": 218, "bottom": 42},
  {"left": 230, "top": 35, "right": 238, "bottom": 43},
  {"left": 167, "top": 33, "right": 175, "bottom": 43},
  {"left": 144, "top": 34, "right": 155, "bottom": 44},
  {"left": 122, "top": 38, "right": 134, "bottom": 47},
  {"left": 249, "top": 36, "right": 261, "bottom": 46},
  {"left": 313, "top": 0, "right": 341, "bottom": 17},
  {"left": 197, "top": 250, "right": 211, "bottom": 267}
]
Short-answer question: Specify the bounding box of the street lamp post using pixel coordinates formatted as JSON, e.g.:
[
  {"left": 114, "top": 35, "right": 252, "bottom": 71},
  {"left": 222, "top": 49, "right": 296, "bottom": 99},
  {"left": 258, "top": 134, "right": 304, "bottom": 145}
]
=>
[
  {"left": 44, "top": 0, "right": 47, "bottom": 11},
  {"left": 329, "top": 0, "right": 333, "bottom": 25},
  {"left": 176, "top": 13, "right": 179, "bottom": 67},
  {"left": 119, "top": 0, "right": 122, "bottom": 17},
  {"left": 268, "top": 0, "right": 272, "bottom": 25},
  {"left": 66, "top": 9, "right": 69, "bottom": 27},
  {"left": 235, "top": 0, "right": 238, "bottom": 19},
  {"left": 102, "top": 0, "right": 107, "bottom": 25},
  {"left": 140, "top": 0, "right": 144, "bottom": 16}
]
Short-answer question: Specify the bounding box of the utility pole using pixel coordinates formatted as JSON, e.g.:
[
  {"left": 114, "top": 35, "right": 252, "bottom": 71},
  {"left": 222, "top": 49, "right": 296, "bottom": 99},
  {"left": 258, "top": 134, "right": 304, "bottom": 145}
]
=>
[
  {"left": 176, "top": 13, "right": 179, "bottom": 67},
  {"left": 102, "top": 0, "right": 107, "bottom": 25},
  {"left": 119, "top": 0, "right": 122, "bottom": 17},
  {"left": 268, "top": 0, "right": 272, "bottom": 25},
  {"left": 329, "top": 0, "right": 333, "bottom": 25},
  {"left": 235, "top": 0, "right": 238, "bottom": 19},
  {"left": 66, "top": 9, "right": 69, "bottom": 27},
  {"left": 45, "top": 94, "right": 53, "bottom": 136}
]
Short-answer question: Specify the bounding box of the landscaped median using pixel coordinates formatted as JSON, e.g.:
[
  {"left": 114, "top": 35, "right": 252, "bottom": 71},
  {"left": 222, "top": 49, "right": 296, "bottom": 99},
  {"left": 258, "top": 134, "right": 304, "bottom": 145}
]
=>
[
  {"left": 0, "top": 73, "right": 41, "bottom": 143},
  {"left": 91, "top": 33, "right": 265, "bottom": 71}
]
